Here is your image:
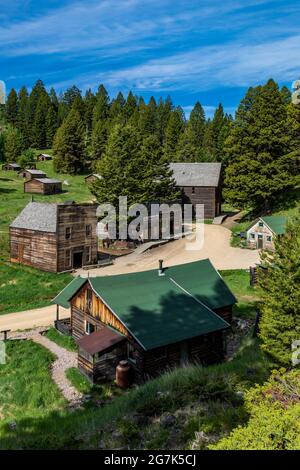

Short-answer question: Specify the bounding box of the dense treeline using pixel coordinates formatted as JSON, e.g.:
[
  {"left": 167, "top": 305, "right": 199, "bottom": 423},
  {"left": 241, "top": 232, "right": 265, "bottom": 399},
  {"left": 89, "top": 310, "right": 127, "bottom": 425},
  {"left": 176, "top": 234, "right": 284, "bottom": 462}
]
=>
[{"left": 1, "top": 78, "right": 299, "bottom": 211}]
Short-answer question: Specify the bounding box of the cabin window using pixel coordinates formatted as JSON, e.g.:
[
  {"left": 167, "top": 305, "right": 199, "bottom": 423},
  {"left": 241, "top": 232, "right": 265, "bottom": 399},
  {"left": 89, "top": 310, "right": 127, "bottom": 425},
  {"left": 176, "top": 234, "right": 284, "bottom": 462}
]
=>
[
  {"left": 127, "top": 343, "right": 137, "bottom": 364},
  {"left": 250, "top": 233, "right": 255, "bottom": 240},
  {"left": 191, "top": 186, "right": 195, "bottom": 194},
  {"left": 153, "top": 347, "right": 167, "bottom": 361},
  {"left": 85, "top": 320, "right": 95, "bottom": 335},
  {"left": 259, "top": 221, "right": 264, "bottom": 227},
  {"left": 86, "top": 224, "right": 92, "bottom": 237},
  {"left": 85, "top": 246, "right": 91, "bottom": 264},
  {"left": 65, "top": 227, "right": 72, "bottom": 240},
  {"left": 86, "top": 288, "right": 92, "bottom": 311},
  {"left": 266, "top": 235, "right": 272, "bottom": 242},
  {"left": 65, "top": 249, "right": 71, "bottom": 267}
]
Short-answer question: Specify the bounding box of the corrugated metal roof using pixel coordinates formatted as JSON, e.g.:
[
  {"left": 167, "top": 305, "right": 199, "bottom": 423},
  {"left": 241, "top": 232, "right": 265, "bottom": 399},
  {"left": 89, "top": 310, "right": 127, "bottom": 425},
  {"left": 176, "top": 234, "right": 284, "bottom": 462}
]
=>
[
  {"left": 10, "top": 202, "right": 58, "bottom": 232},
  {"left": 52, "top": 277, "right": 86, "bottom": 308},
  {"left": 33, "top": 178, "right": 62, "bottom": 184},
  {"left": 53, "top": 259, "right": 235, "bottom": 350},
  {"left": 25, "top": 169, "right": 47, "bottom": 175},
  {"left": 169, "top": 162, "right": 222, "bottom": 187},
  {"left": 76, "top": 327, "right": 125, "bottom": 355}
]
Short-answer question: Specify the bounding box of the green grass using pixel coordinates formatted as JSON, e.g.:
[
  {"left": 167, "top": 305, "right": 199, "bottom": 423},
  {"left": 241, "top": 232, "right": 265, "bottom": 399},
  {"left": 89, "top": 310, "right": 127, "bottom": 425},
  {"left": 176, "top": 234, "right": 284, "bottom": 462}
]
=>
[
  {"left": 66, "top": 367, "right": 124, "bottom": 401},
  {"left": 0, "top": 340, "right": 65, "bottom": 423},
  {"left": 0, "top": 157, "right": 92, "bottom": 314},
  {"left": 0, "top": 335, "right": 272, "bottom": 450},
  {"left": 44, "top": 328, "right": 77, "bottom": 352}
]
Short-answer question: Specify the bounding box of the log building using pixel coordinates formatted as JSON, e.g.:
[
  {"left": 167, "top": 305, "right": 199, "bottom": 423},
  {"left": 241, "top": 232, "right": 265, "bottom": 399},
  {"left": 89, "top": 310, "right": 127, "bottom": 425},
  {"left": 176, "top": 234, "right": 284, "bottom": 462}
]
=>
[
  {"left": 24, "top": 178, "right": 62, "bottom": 195},
  {"left": 246, "top": 216, "right": 287, "bottom": 250},
  {"left": 53, "top": 259, "right": 236, "bottom": 383},
  {"left": 169, "top": 162, "right": 222, "bottom": 219},
  {"left": 2, "top": 163, "right": 21, "bottom": 171},
  {"left": 19, "top": 169, "right": 47, "bottom": 179},
  {"left": 10, "top": 201, "right": 98, "bottom": 272}
]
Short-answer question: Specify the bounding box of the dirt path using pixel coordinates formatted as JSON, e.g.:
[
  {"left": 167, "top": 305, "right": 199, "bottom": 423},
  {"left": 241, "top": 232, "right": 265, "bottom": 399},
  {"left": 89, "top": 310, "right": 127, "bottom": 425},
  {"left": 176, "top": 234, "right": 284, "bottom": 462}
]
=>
[
  {"left": 78, "top": 224, "right": 260, "bottom": 277},
  {"left": 0, "top": 305, "right": 70, "bottom": 332},
  {"left": 10, "top": 328, "right": 83, "bottom": 406}
]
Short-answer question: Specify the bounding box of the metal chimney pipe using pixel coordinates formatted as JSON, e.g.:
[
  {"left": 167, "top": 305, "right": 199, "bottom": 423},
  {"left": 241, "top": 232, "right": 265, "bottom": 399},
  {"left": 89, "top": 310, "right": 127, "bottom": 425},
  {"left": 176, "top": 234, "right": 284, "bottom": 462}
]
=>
[{"left": 158, "top": 259, "right": 164, "bottom": 276}]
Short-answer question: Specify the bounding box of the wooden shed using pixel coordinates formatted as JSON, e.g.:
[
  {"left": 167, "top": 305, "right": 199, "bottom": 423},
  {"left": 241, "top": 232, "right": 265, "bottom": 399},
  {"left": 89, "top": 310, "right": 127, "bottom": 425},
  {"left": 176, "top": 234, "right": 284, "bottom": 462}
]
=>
[
  {"left": 169, "top": 162, "right": 222, "bottom": 219},
  {"left": 2, "top": 163, "right": 21, "bottom": 171},
  {"left": 53, "top": 259, "right": 236, "bottom": 383},
  {"left": 19, "top": 169, "right": 47, "bottom": 180},
  {"left": 85, "top": 174, "right": 102, "bottom": 184},
  {"left": 10, "top": 201, "right": 98, "bottom": 272},
  {"left": 247, "top": 216, "right": 287, "bottom": 250},
  {"left": 24, "top": 178, "right": 62, "bottom": 195},
  {"left": 37, "top": 153, "right": 52, "bottom": 161}
]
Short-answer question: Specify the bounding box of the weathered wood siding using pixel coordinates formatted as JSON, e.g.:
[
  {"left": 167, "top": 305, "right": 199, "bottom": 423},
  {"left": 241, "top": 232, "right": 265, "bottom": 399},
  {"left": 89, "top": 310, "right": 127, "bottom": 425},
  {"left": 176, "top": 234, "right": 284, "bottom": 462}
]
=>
[
  {"left": 10, "top": 227, "right": 57, "bottom": 272},
  {"left": 181, "top": 186, "right": 221, "bottom": 218},
  {"left": 57, "top": 203, "right": 98, "bottom": 272},
  {"left": 247, "top": 220, "right": 275, "bottom": 250},
  {"left": 24, "top": 180, "right": 62, "bottom": 195},
  {"left": 214, "top": 305, "right": 233, "bottom": 325}
]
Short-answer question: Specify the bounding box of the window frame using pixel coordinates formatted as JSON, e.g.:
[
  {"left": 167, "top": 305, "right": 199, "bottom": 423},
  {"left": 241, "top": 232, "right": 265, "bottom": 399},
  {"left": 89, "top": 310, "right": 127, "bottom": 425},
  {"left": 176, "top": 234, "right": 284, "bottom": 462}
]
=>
[
  {"left": 86, "top": 224, "right": 92, "bottom": 237},
  {"left": 65, "top": 226, "right": 72, "bottom": 240}
]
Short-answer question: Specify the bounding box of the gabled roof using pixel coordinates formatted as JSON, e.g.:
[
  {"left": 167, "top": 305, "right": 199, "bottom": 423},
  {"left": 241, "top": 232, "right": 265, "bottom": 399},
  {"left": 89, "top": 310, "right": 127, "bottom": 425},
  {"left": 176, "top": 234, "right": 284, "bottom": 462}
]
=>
[
  {"left": 247, "top": 215, "right": 287, "bottom": 236},
  {"left": 53, "top": 259, "right": 235, "bottom": 350},
  {"left": 52, "top": 276, "right": 86, "bottom": 308},
  {"left": 260, "top": 216, "right": 287, "bottom": 235},
  {"left": 32, "top": 178, "right": 62, "bottom": 184},
  {"left": 5, "top": 163, "right": 21, "bottom": 168},
  {"left": 24, "top": 169, "right": 47, "bottom": 175},
  {"left": 169, "top": 162, "right": 222, "bottom": 187},
  {"left": 10, "top": 202, "right": 58, "bottom": 233}
]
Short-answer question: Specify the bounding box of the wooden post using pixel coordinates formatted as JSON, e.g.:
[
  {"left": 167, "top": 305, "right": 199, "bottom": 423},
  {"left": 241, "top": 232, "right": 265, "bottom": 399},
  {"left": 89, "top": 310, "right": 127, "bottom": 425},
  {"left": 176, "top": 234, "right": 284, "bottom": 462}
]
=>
[
  {"left": 1, "top": 329, "right": 11, "bottom": 340},
  {"left": 56, "top": 304, "right": 59, "bottom": 322}
]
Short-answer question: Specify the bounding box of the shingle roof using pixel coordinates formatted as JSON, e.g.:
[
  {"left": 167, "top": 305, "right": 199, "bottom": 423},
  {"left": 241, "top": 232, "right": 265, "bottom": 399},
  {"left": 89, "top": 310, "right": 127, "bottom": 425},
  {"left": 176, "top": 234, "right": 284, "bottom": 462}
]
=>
[
  {"left": 25, "top": 169, "right": 47, "bottom": 175},
  {"left": 260, "top": 216, "right": 287, "bottom": 235},
  {"left": 7, "top": 163, "right": 21, "bottom": 168},
  {"left": 53, "top": 259, "right": 235, "bottom": 350},
  {"left": 169, "top": 162, "right": 222, "bottom": 187},
  {"left": 33, "top": 178, "right": 62, "bottom": 184},
  {"left": 10, "top": 202, "right": 58, "bottom": 233}
]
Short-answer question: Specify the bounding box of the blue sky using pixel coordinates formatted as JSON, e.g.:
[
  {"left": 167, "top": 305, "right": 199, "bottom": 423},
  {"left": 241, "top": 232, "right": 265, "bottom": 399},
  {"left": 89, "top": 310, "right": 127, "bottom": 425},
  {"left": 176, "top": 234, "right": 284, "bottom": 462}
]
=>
[{"left": 1, "top": 0, "right": 300, "bottom": 118}]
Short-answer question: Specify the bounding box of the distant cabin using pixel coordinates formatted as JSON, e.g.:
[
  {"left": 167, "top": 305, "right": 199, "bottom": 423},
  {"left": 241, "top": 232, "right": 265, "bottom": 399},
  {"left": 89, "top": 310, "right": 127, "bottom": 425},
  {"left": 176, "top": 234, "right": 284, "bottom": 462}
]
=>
[
  {"left": 37, "top": 153, "right": 52, "bottom": 161},
  {"left": 19, "top": 169, "right": 47, "bottom": 180},
  {"left": 2, "top": 163, "right": 21, "bottom": 171},
  {"left": 53, "top": 259, "right": 236, "bottom": 383},
  {"left": 10, "top": 202, "right": 98, "bottom": 272},
  {"left": 247, "top": 216, "right": 287, "bottom": 250},
  {"left": 85, "top": 174, "right": 103, "bottom": 184},
  {"left": 169, "top": 162, "right": 222, "bottom": 219},
  {"left": 24, "top": 178, "right": 62, "bottom": 195}
]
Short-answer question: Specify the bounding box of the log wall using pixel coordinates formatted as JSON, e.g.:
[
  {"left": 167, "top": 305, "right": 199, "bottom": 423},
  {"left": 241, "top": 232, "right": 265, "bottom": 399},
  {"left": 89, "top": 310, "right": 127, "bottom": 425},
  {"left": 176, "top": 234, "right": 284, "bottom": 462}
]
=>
[{"left": 181, "top": 186, "right": 221, "bottom": 218}]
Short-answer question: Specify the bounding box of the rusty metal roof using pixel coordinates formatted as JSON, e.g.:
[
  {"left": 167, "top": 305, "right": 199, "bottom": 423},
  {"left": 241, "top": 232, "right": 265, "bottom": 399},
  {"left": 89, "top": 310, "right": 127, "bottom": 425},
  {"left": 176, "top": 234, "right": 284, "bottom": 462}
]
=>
[{"left": 76, "top": 326, "right": 126, "bottom": 355}]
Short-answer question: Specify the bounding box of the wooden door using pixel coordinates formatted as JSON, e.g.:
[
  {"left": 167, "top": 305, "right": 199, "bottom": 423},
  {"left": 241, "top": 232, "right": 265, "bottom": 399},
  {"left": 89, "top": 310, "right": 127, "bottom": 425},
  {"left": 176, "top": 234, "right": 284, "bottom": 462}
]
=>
[{"left": 257, "top": 234, "right": 263, "bottom": 249}]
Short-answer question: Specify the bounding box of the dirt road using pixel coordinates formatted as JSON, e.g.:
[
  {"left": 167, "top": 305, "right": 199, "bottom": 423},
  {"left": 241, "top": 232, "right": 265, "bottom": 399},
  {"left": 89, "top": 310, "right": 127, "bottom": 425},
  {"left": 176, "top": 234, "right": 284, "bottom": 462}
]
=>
[
  {"left": 0, "top": 305, "right": 70, "bottom": 333},
  {"left": 78, "top": 224, "right": 260, "bottom": 277}
]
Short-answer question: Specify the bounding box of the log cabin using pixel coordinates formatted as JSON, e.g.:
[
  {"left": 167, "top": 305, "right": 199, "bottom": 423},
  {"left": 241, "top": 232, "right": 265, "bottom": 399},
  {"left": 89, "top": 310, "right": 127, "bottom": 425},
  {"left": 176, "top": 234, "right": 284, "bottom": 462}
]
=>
[
  {"left": 10, "top": 201, "right": 98, "bottom": 272},
  {"left": 19, "top": 168, "right": 47, "bottom": 179},
  {"left": 52, "top": 259, "right": 236, "bottom": 383},
  {"left": 246, "top": 215, "right": 287, "bottom": 250},
  {"left": 24, "top": 178, "right": 62, "bottom": 195},
  {"left": 2, "top": 163, "right": 21, "bottom": 171},
  {"left": 169, "top": 162, "right": 222, "bottom": 219}
]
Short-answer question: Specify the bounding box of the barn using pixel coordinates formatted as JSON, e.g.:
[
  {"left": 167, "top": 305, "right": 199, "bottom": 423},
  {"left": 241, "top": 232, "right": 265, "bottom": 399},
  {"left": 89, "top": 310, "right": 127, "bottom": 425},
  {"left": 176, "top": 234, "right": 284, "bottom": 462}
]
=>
[
  {"left": 24, "top": 178, "right": 62, "bottom": 195},
  {"left": 52, "top": 259, "right": 236, "bottom": 383},
  {"left": 19, "top": 169, "right": 47, "bottom": 180},
  {"left": 37, "top": 153, "right": 52, "bottom": 161},
  {"left": 10, "top": 201, "right": 98, "bottom": 272},
  {"left": 169, "top": 162, "right": 222, "bottom": 219},
  {"left": 2, "top": 163, "right": 21, "bottom": 171},
  {"left": 247, "top": 215, "right": 287, "bottom": 250}
]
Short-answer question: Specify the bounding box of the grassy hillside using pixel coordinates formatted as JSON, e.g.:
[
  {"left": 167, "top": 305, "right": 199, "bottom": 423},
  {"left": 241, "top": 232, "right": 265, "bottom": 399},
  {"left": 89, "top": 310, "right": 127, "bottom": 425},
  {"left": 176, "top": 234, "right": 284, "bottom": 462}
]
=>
[
  {"left": 0, "top": 334, "right": 271, "bottom": 450},
  {"left": 0, "top": 158, "right": 93, "bottom": 314}
]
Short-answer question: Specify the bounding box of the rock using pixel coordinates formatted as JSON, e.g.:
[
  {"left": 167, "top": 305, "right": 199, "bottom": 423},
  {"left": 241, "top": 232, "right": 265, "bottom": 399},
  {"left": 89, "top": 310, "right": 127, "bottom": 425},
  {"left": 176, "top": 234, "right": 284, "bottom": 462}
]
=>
[
  {"left": 9, "top": 421, "right": 17, "bottom": 430},
  {"left": 160, "top": 413, "right": 176, "bottom": 427},
  {"left": 236, "top": 390, "right": 244, "bottom": 399}
]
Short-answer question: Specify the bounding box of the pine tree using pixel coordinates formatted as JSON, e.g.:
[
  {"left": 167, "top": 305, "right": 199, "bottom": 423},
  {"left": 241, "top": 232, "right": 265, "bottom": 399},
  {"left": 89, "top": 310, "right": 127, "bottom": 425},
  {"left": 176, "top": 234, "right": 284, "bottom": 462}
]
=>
[
  {"left": 32, "top": 95, "right": 49, "bottom": 149},
  {"left": 163, "top": 107, "right": 185, "bottom": 161},
  {"left": 17, "top": 87, "right": 30, "bottom": 147},
  {"left": 53, "top": 109, "right": 85, "bottom": 173},
  {"left": 201, "top": 120, "right": 215, "bottom": 161},
  {"left": 258, "top": 217, "right": 300, "bottom": 366},
  {"left": 0, "top": 132, "right": 5, "bottom": 162},
  {"left": 175, "top": 127, "right": 198, "bottom": 162},
  {"left": 45, "top": 105, "right": 58, "bottom": 148},
  {"left": 224, "top": 79, "right": 293, "bottom": 211},
  {"left": 109, "top": 92, "right": 125, "bottom": 126},
  {"left": 84, "top": 89, "right": 96, "bottom": 133},
  {"left": 157, "top": 96, "right": 173, "bottom": 144},
  {"left": 91, "top": 120, "right": 108, "bottom": 163},
  {"left": 124, "top": 91, "right": 137, "bottom": 123},
  {"left": 189, "top": 101, "right": 205, "bottom": 148},
  {"left": 5, "top": 88, "right": 18, "bottom": 125},
  {"left": 138, "top": 96, "right": 158, "bottom": 136},
  {"left": 93, "top": 84, "right": 110, "bottom": 125},
  {"left": 18, "top": 148, "right": 36, "bottom": 168},
  {"left": 4, "top": 126, "right": 23, "bottom": 161}
]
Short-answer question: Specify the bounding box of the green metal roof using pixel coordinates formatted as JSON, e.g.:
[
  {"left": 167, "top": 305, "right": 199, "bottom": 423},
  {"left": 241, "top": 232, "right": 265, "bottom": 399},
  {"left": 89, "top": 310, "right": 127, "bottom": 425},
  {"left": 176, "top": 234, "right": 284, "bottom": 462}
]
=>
[
  {"left": 53, "top": 259, "right": 235, "bottom": 350},
  {"left": 260, "top": 216, "right": 287, "bottom": 235},
  {"left": 52, "top": 276, "right": 86, "bottom": 309}
]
